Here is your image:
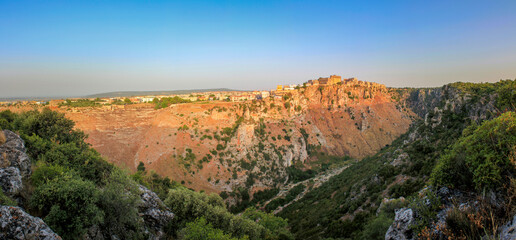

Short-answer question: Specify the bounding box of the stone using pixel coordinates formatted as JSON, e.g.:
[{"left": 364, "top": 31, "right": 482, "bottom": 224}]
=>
[
  {"left": 499, "top": 215, "right": 516, "bottom": 240},
  {"left": 0, "top": 205, "right": 61, "bottom": 239},
  {"left": 138, "top": 185, "right": 175, "bottom": 239},
  {"left": 0, "top": 130, "right": 32, "bottom": 177},
  {"left": 0, "top": 167, "right": 23, "bottom": 195},
  {"left": 385, "top": 208, "right": 415, "bottom": 240}
]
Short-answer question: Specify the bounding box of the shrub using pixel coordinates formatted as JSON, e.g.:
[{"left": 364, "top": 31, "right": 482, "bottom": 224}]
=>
[
  {"left": 98, "top": 169, "right": 144, "bottom": 238},
  {"left": 242, "top": 207, "right": 293, "bottom": 240},
  {"left": 164, "top": 187, "right": 266, "bottom": 239},
  {"left": 31, "top": 162, "right": 77, "bottom": 187},
  {"left": 30, "top": 178, "right": 104, "bottom": 239},
  {"left": 178, "top": 217, "right": 240, "bottom": 240},
  {"left": 137, "top": 161, "right": 146, "bottom": 172},
  {"left": 360, "top": 214, "right": 392, "bottom": 240},
  {"left": 431, "top": 112, "right": 516, "bottom": 192}
]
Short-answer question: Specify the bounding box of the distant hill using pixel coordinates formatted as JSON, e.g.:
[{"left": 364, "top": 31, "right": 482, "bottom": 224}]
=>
[{"left": 86, "top": 88, "right": 245, "bottom": 98}]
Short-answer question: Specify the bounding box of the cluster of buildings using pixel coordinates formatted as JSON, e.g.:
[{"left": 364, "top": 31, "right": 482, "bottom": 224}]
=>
[
  {"left": 273, "top": 75, "right": 359, "bottom": 93},
  {"left": 227, "top": 75, "right": 361, "bottom": 101},
  {"left": 304, "top": 75, "right": 362, "bottom": 86},
  {"left": 0, "top": 75, "right": 374, "bottom": 106}
]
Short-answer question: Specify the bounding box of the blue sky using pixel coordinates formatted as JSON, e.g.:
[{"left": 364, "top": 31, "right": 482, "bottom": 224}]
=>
[{"left": 1, "top": 0, "right": 516, "bottom": 97}]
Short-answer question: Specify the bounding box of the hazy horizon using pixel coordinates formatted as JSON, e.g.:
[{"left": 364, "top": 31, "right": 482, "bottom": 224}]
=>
[{"left": 1, "top": 0, "right": 516, "bottom": 98}]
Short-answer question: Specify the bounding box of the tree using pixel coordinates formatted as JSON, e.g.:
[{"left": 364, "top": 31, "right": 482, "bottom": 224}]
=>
[
  {"left": 178, "top": 217, "right": 240, "bottom": 240},
  {"left": 124, "top": 98, "right": 132, "bottom": 104},
  {"left": 242, "top": 207, "right": 293, "bottom": 240},
  {"left": 30, "top": 178, "right": 104, "bottom": 239},
  {"left": 137, "top": 161, "right": 146, "bottom": 172},
  {"left": 164, "top": 187, "right": 266, "bottom": 239}
]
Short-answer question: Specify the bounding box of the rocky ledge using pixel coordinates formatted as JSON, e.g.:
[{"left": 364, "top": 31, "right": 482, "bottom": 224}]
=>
[{"left": 0, "top": 205, "right": 61, "bottom": 240}]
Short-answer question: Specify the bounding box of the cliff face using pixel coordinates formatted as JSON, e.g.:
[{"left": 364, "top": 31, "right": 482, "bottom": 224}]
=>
[
  {"left": 276, "top": 80, "right": 515, "bottom": 240},
  {"left": 57, "top": 82, "right": 414, "bottom": 193}
]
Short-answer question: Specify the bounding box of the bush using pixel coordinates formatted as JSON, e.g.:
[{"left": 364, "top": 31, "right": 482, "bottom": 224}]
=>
[
  {"left": 242, "top": 207, "right": 293, "bottom": 240},
  {"left": 155, "top": 96, "right": 191, "bottom": 109},
  {"left": 31, "top": 161, "right": 83, "bottom": 188},
  {"left": 287, "top": 166, "right": 316, "bottom": 183},
  {"left": 360, "top": 214, "right": 392, "bottom": 240},
  {"left": 408, "top": 188, "right": 442, "bottom": 234},
  {"left": 178, "top": 217, "right": 240, "bottom": 240},
  {"left": 164, "top": 187, "right": 266, "bottom": 239},
  {"left": 30, "top": 178, "right": 104, "bottom": 239},
  {"left": 388, "top": 179, "right": 423, "bottom": 198},
  {"left": 431, "top": 112, "right": 516, "bottom": 192},
  {"left": 98, "top": 169, "right": 144, "bottom": 238}
]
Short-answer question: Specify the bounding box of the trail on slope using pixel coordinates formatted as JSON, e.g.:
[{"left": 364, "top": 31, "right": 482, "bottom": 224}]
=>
[{"left": 263, "top": 164, "right": 351, "bottom": 214}]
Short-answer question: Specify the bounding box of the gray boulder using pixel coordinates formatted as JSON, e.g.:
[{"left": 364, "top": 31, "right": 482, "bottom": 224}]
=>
[
  {"left": 0, "top": 130, "right": 31, "bottom": 199},
  {"left": 0, "top": 130, "right": 31, "bottom": 177},
  {"left": 385, "top": 208, "right": 415, "bottom": 240},
  {"left": 0, "top": 205, "right": 61, "bottom": 239},
  {"left": 138, "top": 185, "right": 175, "bottom": 239}
]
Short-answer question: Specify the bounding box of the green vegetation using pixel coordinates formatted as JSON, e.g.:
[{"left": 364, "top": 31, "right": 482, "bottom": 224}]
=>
[
  {"left": 448, "top": 79, "right": 515, "bottom": 111},
  {"left": 30, "top": 176, "right": 104, "bottom": 238},
  {"left": 286, "top": 166, "right": 316, "bottom": 183},
  {"left": 0, "top": 108, "right": 292, "bottom": 239},
  {"left": 178, "top": 217, "right": 242, "bottom": 240},
  {"left": 229, "top": 188, "right": 280, "bottom": 214},
  {"left": 277, "top": 81, "right": 516, "bottom": 239},
  {"left": 60, "top": 98, "right": 104, "bottom": 107},
  {"left": 154, "top": 96, "right": 191, "bottom": 109},
  {"left": 0, "top": 187, "right": 16, "bottom": 206},
  {"left": 431, "top": 111, "right": 516, "bottom": 192},
  {"left": 164, "top": 187, "right": 292, "bottom": 239},
  {"left": 265, "top": 184, "right": 305, "bottom": 212},
  {"left": 243, "top": 207, "right": 294, "bottom": 240}
]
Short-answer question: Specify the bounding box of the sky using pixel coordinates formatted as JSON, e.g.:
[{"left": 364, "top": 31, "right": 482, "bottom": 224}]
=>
[{"left": 1, "top": 0, "right": 516, "bottom": 98}]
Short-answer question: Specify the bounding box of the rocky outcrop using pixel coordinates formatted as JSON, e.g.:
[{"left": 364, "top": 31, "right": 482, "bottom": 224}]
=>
[
  {"left": 385, "top": 208, "right": 415, "bottom": 240},
  {"left": 0, "top": 205, "right": 61, "bottom": 239},
  {"left": 405, "top": 84, "right": 500, "bottom": 124},
  {"left": 0, "top": 167, "right": 22, "bottom": 195},
  {"left": 0, "top": 131, "right": 60, "bottom": 239},
  {"left": 0, "top": 130, "right": 31, "bottom": 176},
  {"left": 405, "top": 88, "right": 444, "bottom": 118},
  {"left": 0, "top": 130, "right": 31, "bottom": 198},
  {"left": 138, "top": 185, "right": 175, "bottom": 239}
]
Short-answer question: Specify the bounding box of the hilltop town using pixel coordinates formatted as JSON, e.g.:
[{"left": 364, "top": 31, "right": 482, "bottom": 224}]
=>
[{"left": 0, "top": 75, "right": 385, "bottom": 107}]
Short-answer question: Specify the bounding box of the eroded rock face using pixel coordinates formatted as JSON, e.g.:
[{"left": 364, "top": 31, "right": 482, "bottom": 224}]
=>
[
  {"left": 385, "top": 208, "right": 415, "bottom": 240},
  {"left": 0, "top": 205, "right": 61, "bottom": 240},
  {"left": 52, "top": 83, "right": 413, "bottom": 193},
  {"left": 138, "top": 185, "right": 175, "bottom": 239}
]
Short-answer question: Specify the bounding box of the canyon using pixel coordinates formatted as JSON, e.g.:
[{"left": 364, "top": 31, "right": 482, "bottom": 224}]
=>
[{"left": 1, "top": 82, "right": 415, "bottom": 194}]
